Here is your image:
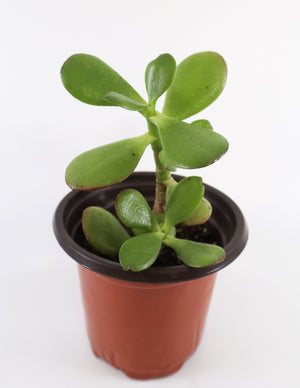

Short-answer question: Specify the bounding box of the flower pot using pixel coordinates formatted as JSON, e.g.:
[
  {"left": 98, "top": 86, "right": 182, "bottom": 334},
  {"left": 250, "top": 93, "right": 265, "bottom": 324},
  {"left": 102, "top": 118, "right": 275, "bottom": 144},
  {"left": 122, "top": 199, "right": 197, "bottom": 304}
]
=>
[{"left": 53, "top": 172, "right": 248, "bottom": 379}]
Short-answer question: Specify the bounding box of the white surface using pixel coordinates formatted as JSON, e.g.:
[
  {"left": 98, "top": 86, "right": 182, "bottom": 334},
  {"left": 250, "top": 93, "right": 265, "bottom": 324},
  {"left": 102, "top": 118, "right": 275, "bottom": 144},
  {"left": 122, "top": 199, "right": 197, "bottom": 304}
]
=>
[{"left": 1, "top": 0, "right": 300, "bottom": 387}]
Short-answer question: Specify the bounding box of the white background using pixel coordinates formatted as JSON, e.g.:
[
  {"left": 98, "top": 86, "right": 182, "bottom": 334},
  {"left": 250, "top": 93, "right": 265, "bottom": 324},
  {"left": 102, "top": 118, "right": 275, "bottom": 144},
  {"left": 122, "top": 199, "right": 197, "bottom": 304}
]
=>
[{"left": 1, "top": 0, "right": 300, "bottom": 387}]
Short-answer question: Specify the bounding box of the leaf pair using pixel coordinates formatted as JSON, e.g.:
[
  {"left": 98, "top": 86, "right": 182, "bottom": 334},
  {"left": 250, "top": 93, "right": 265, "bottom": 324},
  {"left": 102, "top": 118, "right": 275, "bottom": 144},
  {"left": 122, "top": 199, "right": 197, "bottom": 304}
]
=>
[
  {"left": 150, "top": 114, "right": 229, "bottom": 170},
  {"left": 61, "top": 52, "right": 176, "bottom": 113},
  {"left": 61, "top": 51, "right": 227, "bottom": 118}
]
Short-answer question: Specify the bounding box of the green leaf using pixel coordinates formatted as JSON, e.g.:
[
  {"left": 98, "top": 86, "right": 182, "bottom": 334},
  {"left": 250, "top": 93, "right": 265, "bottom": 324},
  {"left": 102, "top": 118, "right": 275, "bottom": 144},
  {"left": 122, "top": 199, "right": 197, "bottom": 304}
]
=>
[
  {"left": 164, "top": 237, "right": 225, "bottom": 267},
  {"left": 150, "top": 114, "right": 229, "bottom": 169},
  {"left": 116, "top": 189, "right": 160, "bottom": 232},
  {"left": 119, "top": 232, "right": 164, "bottom": 271},
  {"left": 66, "top": 133, "right": 154, "bottom": 190},
  {"left": 158, "top": 151, "right": 177, "bottom": 171},
  {"left": 165, "top": 178, "right": 212, "bottom": 225},
  {"left": 61, "top": 53, "right": 146, "bottom": 106},
  {"left": 145, "top": 53, "right": 176, "bottom": 103},
  {"left": 162, "top": 52, "right": 227, "bottom": 119},
  {"left": 192, "top": 119, "right": 213, "bottom": 130},
  {"left": 182, "top": 197, "right": 212, "bottom": 225},
  {"left": 103, "top": 92, "right": 148, "bottom": 111},
  {"left": 163, "top": 176, "right": 204, "bottom": 232},
  {"left": 132, "top": 228, "right": 148, "bottom": 236},
  {"left": 82, "top": 207, "right": 130, "bottom": 258}
]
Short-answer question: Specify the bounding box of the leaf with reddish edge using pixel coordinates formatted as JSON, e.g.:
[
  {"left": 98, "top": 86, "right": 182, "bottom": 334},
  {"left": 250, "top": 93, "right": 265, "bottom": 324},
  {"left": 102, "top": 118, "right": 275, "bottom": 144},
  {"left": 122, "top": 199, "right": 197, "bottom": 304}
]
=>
[
  {"left": 150, "top": 114, "right": 229, "bottom": 169},
  {"left": 82, "top": 207, "right": 130, "bottom": 258},
  {"left": 164, "top": 236, "right": 225, "bottom": 267},
  {"left": 66, "top": 133, "right": 155, "bottom": 190}
]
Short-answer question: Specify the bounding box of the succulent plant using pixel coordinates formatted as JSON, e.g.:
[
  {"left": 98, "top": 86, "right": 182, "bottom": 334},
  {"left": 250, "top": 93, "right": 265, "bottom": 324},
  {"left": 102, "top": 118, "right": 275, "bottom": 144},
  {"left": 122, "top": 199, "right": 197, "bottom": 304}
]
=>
[{"left": 61, "top": 51, "right": 228, "bottom": 271}]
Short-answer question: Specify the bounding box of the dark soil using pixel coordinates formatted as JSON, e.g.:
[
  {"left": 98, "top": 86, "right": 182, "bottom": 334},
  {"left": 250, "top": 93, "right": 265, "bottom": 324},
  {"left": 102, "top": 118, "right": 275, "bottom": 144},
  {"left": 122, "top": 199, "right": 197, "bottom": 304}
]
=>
[{"left": 154, "top": 223, "right": 222, "bottom": 266}]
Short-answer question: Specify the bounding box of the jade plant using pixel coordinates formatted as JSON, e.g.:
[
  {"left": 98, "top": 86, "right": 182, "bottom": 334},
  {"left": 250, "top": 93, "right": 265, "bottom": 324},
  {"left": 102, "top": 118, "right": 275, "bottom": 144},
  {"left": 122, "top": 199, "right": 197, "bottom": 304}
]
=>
[{"left": 61, "top": 51, "right": 229, "bottom": 271}]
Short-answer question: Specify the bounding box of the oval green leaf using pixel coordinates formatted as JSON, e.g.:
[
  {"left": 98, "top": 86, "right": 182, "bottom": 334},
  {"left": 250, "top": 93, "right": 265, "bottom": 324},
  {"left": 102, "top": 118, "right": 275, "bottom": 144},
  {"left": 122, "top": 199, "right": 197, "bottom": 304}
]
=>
[
  {"left": 164, "top": 237, "right": 225, "bottom": 267},
  {"left": 119, "top": 232, "right": 164, "bottom": 271},
  {"left": 162, "top": 52, "right": 227, "bottom": 119},
  {"left": 61, "top": 53, "right": 146, "bottom": 106},
  {"left": 103, "top": 92, "right": 148, "bottom": 111},
  {"left": 116, "top": 189, "right": 160, "bottom": 231},
  {"left": 66, "top": 133, "right": 153, "bottom": 190},
  {"left": 182, "top": 197, "right": 212, "bottom": 225},
  {"left": 82, "top": 207, "right": 130, "bottom": 258},
  {"left": 165, "top": 179, "right": 212, "bottom": 226},
  {"left": 145, "top": 53, "right": 176, "bottom": 103},
  {"left": 150, "top": 114, "right": 229, "bottom": 169},
  {"left": 163, "top": 176, "right": 204, "bottom": 231}
]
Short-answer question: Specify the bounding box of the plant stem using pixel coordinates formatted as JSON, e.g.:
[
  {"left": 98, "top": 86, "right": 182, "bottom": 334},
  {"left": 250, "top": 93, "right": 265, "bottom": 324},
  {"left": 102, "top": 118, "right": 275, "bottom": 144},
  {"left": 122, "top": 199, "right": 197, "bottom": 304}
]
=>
[{"left": 147, "top": 120, "right": 173, "bottom": 214}]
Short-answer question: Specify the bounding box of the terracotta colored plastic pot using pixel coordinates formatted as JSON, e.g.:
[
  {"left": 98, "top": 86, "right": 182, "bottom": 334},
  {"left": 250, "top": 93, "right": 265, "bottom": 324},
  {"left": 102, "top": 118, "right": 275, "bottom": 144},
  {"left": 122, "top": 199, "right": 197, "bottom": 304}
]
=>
[{"left": 53, "top": 172, "right": 248, "bottom": 379}]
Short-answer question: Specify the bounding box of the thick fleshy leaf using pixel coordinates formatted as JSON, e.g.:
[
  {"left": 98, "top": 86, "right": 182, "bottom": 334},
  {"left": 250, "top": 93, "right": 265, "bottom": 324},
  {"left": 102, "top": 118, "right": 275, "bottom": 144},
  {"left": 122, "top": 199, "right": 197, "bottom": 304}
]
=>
[
  {"left": 116, "top": 189, "right": 160, "bottom": 231},
  {"left": 182, "top": 197, "right": 212, "bottom": 225},
  {"left": 192, "top": 119, "right": 213, "bottom": 130},
  {"left": 119, "top": 232, "right": 164, "bottom": 271},
  {"left": 150, "top": 114, "right": 229, "bottom": 169},
  {"left": 164, "top": 237, "right": 225, "bottom": 267},
  {"left": 163, "top": 176, "right": 204, "bottom": 232},
  {"left": 132, "top": 228, "right": 148, "bottom": 236},
  {"left": 162, "top": 52, "right": 227, "bottom": 119},
  {"left": 82, "top": 207, "right": 130, "bottom": 258},
  {"left": 61, "top": 53, "right": 145, "bottom": 106},
  {"left": 165, "top": 179, "right": 212, "bottom": 225},
  {"left": 66, "top": 133, "right": 153, "bottom": 190},
  {"left": 145, "top": 53, "right": 176, "bottom": 103},
  {"left": 103, "top": 92, "right": 148, "bottom": 111},
  {"left": 158, "top": 151, "right": 177, "bottom": 171}
]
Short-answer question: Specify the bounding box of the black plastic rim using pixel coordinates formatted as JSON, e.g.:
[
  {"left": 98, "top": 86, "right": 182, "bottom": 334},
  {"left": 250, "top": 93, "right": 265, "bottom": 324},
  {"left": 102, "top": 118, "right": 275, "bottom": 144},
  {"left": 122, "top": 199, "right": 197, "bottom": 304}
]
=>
[{"left": 53, "top": 172, "right": 248, "bottom": 283}]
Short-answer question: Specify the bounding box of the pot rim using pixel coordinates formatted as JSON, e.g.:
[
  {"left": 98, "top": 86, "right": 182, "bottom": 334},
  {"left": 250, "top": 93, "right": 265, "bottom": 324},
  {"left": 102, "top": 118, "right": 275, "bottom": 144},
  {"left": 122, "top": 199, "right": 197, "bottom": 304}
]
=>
[{"left": 53, "top": 172, "right": 248, "bottom": 283}]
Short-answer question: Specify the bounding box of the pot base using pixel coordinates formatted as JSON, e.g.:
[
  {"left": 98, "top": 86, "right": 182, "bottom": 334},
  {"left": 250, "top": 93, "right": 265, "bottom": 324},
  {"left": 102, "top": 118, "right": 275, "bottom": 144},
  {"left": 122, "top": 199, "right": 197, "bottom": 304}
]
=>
[
  {"left": 92, "top": 346, "right": 184, "bottom": 379},
  {"left": 79, "top": 265, "right": 216, "bottom": 380},
  {"left": 123, "top": 361, "right": 184, "bottom": 380}
]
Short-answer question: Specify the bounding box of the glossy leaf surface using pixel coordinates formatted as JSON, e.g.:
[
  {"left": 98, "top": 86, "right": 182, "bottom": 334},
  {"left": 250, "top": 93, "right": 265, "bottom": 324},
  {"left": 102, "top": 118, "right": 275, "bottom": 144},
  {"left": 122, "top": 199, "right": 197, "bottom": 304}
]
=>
[
  {"left": 66, "top": 133, "right": 153, "bottom": 190},
  {"left": 150, "top": 114, "right": 229, "bottom": 169},
  {"left": 164, "top": 237, "right": 225, "bottom": 267},
  {"left": 103, "top": 92, "right": 148, "bottom": 111},
  {"left": 82, "top": 207, "right": 130, "bottom": 258},
  {"left": 182, "top": 197, "right": 212, "bottom": 225},
  {"left": 116, "top": 189, "right": 159, "bottom": 231},
  {"left": 61, "top": 53, "right": 145, "bottom": 106},
  {"left": 163, "top": 176, "right": 204, "bottom": 231},
  {"left": 162, "top": 52, "right": 227, "bottom": 119},
  {"left": 119, "top": 233, "right": 164, "bottom": 271},
  {"left": 145, "top": 53, "right": 176, "bottom": 103}
]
